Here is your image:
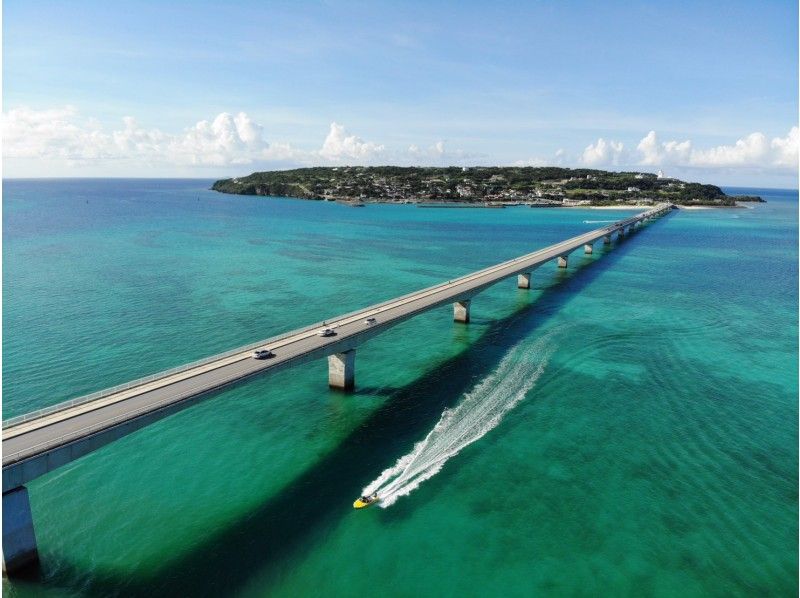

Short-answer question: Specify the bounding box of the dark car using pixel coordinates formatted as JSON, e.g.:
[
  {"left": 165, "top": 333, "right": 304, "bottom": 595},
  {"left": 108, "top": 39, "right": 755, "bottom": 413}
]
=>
[{"left": 253, "top": 349, "right": 275, "bottom": 359}]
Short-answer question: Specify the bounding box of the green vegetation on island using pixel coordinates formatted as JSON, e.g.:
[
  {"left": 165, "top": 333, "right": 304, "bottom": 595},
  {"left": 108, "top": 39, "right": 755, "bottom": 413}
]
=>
[{"left": 211, "top": 166, "right": 764, "bottom": 206}]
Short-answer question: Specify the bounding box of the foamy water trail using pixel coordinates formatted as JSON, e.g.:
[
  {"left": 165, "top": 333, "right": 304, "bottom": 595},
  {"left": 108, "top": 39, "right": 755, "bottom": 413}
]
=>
[
  {"left": 583, "top": 219, "right": 616, "bottom": 224},
  {"left": 363, "top": 333, "right": 556, "bottom": 507}
]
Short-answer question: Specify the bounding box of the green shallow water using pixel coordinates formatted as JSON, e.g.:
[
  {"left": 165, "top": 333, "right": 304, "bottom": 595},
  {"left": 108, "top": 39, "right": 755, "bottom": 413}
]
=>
[{"left": 3, "top": 180, "right": 797, "bottom": 597}]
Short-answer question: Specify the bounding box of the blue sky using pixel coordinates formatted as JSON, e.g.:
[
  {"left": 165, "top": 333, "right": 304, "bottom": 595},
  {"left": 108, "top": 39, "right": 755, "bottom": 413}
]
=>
[{"left": 3, "top": 0, "right": 798, "bottom": 186}]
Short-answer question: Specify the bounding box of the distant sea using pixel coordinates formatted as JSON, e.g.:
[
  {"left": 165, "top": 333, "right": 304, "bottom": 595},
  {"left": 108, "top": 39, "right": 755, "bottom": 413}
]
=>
[{"left": 3, "top": 179, "right": 797, "bottom": 597}]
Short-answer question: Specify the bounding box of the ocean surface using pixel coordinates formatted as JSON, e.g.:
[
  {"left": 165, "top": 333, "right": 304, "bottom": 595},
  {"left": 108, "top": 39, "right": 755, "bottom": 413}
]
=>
[{"left": 2, "top": 180, "right": 797, "bottom": 597}]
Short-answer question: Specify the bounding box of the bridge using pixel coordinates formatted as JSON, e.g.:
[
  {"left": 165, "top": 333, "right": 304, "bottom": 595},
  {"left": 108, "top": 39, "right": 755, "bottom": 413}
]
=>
[{"left": 2, "top": 203, "right": 673, "bottom": 574}]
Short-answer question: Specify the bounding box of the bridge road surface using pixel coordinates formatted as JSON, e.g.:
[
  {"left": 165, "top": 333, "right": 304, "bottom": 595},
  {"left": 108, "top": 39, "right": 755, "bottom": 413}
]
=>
[{"left": 3, "top": 204, "right": 671, "bottom": 488}]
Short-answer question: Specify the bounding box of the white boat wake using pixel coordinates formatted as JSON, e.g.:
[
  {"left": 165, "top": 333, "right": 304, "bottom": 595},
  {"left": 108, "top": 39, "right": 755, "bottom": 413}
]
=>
[
  {"left": 362, "top": 332, "right": 556, "bottom": 507},
  {"left": 582, "top": 219, "right": 616, "bottom": 224}
]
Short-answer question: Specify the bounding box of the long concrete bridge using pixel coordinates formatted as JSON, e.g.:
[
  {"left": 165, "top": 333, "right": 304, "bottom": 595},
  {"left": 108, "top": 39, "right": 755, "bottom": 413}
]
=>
[{"left": 2, "top": 203, "right": 673, "bottom": 574}]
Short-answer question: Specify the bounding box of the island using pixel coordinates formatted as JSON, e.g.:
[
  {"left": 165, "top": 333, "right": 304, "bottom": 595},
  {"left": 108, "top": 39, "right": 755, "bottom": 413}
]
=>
[{"left": 211, "top": 166, "right": 764, "bottom": 207}]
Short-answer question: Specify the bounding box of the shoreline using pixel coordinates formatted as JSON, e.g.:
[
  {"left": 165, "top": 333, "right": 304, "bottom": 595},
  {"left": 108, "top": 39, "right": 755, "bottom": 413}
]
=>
[{"left": 217, "top": 191, "right": 749, "bottom": 210}]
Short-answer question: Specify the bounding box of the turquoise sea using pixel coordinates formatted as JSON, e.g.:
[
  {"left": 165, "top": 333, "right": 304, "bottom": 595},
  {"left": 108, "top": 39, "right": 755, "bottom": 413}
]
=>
[{"left": 2, "top": 180, "right": 797, "bottom": 597}]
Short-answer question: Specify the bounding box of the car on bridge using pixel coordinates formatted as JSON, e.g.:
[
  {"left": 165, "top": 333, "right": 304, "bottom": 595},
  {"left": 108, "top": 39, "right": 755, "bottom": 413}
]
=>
[
  {"left": 253, "top": 349, "right": 275, "bottom": 359},
  {"left": 318, "top": 328, "right": 337, "bottom": 337},
  {"left": 364, "top": 317, "right": 377, "bottom": 326}
]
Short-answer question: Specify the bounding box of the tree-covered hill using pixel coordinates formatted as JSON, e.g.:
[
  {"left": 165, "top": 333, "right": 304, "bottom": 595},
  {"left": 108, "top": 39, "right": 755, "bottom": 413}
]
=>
[{"left": 212, "top": 166, "right": 763, "bottom": 206}]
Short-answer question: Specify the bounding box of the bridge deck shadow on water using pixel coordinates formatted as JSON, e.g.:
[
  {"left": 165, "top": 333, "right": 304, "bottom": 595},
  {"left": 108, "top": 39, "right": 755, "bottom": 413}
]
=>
[{"left": 34, "top": 222, "right": 664, "bottom": 597}]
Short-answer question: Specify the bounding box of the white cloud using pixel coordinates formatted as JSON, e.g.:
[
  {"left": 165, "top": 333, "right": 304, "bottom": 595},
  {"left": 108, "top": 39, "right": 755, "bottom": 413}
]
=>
[
  {"left": 688, "top": 128, "right": 796, "bottom": 168},
  {"left": 2, "top": 106, "right": 282, "bottom": 167},
  {"left": 581, "top": 138, "right": 624, "bottom": 166},
  {"left": 634, "top": 127, "right": 798, "bottom": 171},
  {"left": 6, "top": 105, "right": 796, "bottom": 181},
  {"left": 567, "top": 127, "right": 798, "bottom": 175},
  {"left": 689, "top": 132, "right": 769, "bottom": 167},
  {"left": 2, "top": 107, "right": 478, "bottom": 174},
  {"left": 318, "top": 122, "right": 384, "bottom": 161},
  {"left": 3, "top": 106, "right": 113, "bottom": 160},
  {"left": 770, "top": 127, "right": 799, "bottom": 168},
  {"left": 168, "top": 112, "right": 273, "bottom": 166},
  {"left": 636, "top": 130, "right": 692, "bottom": 166},
  {"left": 112, "top": 116, "right": 171, "bottom": 161}
]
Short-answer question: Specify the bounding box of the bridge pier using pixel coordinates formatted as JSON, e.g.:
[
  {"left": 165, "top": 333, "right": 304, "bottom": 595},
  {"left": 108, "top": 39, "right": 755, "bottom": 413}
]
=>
[
  {"left": 618, "top": 227, "right": 625, "bottom": 238},
  {"left": 328, "top": 349, "right": 356, "bottom": 390},
  {"left": 517, "top": 272, "right": 531, "bottom": 289},
  {"left": 2, "top": 486, "right": 38, "bottom": 576},
  {"left": 584, "top": 243, "right": 593, "bottom": 254},
  {"left": 603, "top": 234, "right": 611, "bottom": 245},
  {"left": 453, "top": 299, "right": 471, "bottom": 323},
  {"left": 557, "top": 255, "right": 568, "bottom": 268}
]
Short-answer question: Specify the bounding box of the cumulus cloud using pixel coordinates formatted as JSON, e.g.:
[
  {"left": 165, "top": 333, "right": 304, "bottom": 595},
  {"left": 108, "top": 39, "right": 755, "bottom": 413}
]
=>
[
  {"left": 318, "top": 122, "right": 384, "bottom": 161},
  {"left": 3, "top": 106, "right": 115, "bottom": 160},
  {"left": 571, "top": 127, "right": 798, "bottom": 173},
  {"left": 170, "top": 112, "right": 269, "bottom": 165},
  {"left": 2, "top": 107, "right": 480, "bottom": 174},
  {"left": 581, "top": 138, "right": 624, "bottom": 166},
  {"left": 636, "top": 130, "right": 692, "bottom": 166},
  {"left": 634, "top": 127, "right": 798, "bottom": 171},
  {"left": 3, "top": 107, "right": 484, "bottom": 175},
  {"left": 770, "top": 127, "right": 799, "bottom": 167},
  {"left": 2, "top": 106, "right": 280, "bottom": 167},
  {"left": 7, "top": 105, "right": 795, "bottom": 179},
  {"left": 688, "top": 128, "right": 798, "bottom": 169}
]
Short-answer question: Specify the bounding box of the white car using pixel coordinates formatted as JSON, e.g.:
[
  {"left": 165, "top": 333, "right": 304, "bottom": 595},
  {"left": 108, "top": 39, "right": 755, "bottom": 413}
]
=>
[
  {"left": 253, "top": 349, "right": 275, "bottom": 359},
  {"left": 318, "top": 328, "right": 336, "bottom": 337}
]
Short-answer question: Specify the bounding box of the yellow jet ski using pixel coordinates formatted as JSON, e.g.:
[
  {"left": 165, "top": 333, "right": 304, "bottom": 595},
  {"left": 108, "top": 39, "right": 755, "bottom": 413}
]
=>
[{"left": 353, "top": 493, "right": 379, "bottom": 509}]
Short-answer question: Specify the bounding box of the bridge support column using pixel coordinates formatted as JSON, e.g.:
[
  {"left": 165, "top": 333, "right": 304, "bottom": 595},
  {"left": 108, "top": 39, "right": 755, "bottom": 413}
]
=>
[
  {"left": 3, "top": 487, "right": 38, "bottom": 576},
  {"left": 603, "top": 234, "right": 611, "bottom": 245},
  {"left": 557, "top": 255, "right": 568, "bottom": 268},
  {"left": 517, "top": 272, "right": 531, "bottom": 289},
  {"left": 453, "top": 299, "right": 471, "bottom": 323},
  {"left": 618, "top": 228, "right": 625, "bottom": 238},
  {"left": 328, "top": 349, "right": 356, "bottom": 391},
  {"left": 584, "top": 243, "right": 593, "bottom": 254}
]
